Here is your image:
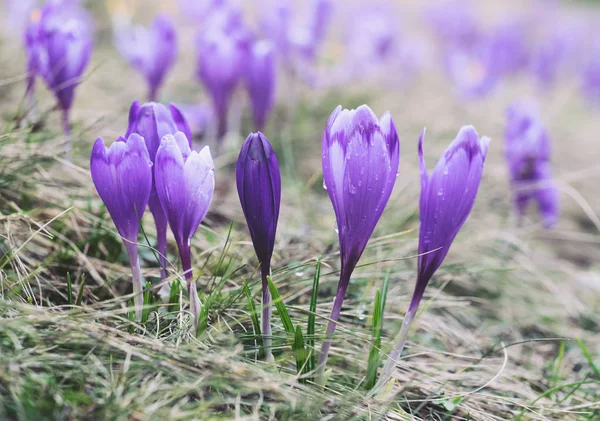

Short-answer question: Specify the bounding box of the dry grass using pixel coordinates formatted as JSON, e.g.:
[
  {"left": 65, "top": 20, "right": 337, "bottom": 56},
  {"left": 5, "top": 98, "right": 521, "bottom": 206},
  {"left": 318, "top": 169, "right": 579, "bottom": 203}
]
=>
[{"left": 0, "top": 0, "right": 599, "bottom": 420}]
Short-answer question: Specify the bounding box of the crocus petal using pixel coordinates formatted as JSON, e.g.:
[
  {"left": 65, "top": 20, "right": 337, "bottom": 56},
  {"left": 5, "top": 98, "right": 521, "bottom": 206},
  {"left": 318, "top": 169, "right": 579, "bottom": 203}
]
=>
[
  {"left": 416, "top": 126, "right": 489, "bottom": 298},
  {"left": 90, "top": 133, "right": 152, "bottom": 242},
  {"left": 169, "top": 103, "right": 193, "bottom": 146}
]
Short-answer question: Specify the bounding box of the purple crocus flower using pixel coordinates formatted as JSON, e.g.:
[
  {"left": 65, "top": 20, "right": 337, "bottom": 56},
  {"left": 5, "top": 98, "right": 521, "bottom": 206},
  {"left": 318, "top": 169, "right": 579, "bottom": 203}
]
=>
[
  {"left": 381, "top": 126, "right": 489, "bottom": 379},
  {"left": 27, "top": 2, "right": 92, "bottom": 145},
  {"left": 236, "top": 132, "right": 281, "bottom": 361},
  {"left": 155, "top": 132, "right": 215, "bottom": 330},
  {"left": 444, "top": 41, "right": 498, "bottom": 98},
  {"left": 244, "top": 41, "right": 276, "bottom": 132},
  {"left": 582, "top": 41, "right": 600, "bottom": 104},
  {"left": 114, "top": 15, "right": 177, "bottom": 102},
  {"left": 425, "top": 0, "right": 481, "bottom": 49},
  {"left": 175, "top": 103, "right": 213, "bottom": 139},
  {"left": 319, "top": 105, "right": 400, "bottom": 373},
  {"left": 90, "top": 133, "right": 153, "bottom": 321},
  {"left": 505, "top": 101, "right": 558, "bottom": 228},
  {"left": 195, "top": 29, "right": 247, "bottom": 142},
  {"left": 126, "top": 101, "right": 192, "bottom": 280},
  {"left": 488, "top": 17, "right": 530, "bottom": 76}
]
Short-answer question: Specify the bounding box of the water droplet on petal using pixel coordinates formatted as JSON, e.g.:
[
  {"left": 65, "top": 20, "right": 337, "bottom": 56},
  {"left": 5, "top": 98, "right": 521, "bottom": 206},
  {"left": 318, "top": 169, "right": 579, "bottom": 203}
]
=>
[{"left": 322, "top": 180, "right": 328, "bottom": 190}]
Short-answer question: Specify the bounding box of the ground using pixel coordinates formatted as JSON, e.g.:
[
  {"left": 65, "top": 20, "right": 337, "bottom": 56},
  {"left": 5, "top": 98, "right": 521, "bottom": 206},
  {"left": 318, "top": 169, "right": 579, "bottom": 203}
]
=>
[{"left": 0, "top": 1, "right": 599, "bottom": 420}]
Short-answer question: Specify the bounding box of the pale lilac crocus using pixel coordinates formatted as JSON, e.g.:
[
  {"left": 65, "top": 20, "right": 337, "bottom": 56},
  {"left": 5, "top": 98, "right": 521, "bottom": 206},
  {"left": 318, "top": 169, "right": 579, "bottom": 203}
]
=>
[
  {"left": 26, "top": 1, "right": 92, "bottom": 148},
  {"left": 381, "top": 126, "right": 489, "bottom": 380},
  {"left": 236, "top": 132, "right": 281, "bottom": 361},
  {"left": 114, "top": 15, "right": 177, "bottom": 102},
  {"left": 155, "top": 132, "right": 215, "bottom": 330},
  {"left": 126, "top": 101, "right": 192, "bottom": 279},
  {"left": 244, "top": 41, "right": 276, "bottom": 132},
  {"left": 90, "top": 134, "right": 152, "bottom": 321},
  {"left": 505, "top": 101, "right": 558, "bottom": 228},
  {"left": 319, "top": 105, "right": 400, "bottom": 374}
]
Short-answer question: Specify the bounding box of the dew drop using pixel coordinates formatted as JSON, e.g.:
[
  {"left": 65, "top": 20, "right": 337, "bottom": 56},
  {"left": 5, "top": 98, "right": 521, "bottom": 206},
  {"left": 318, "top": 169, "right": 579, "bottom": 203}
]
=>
[
  {"left": 349, "top": 183, "right": 357, "bottom": 194},
  {"left": 437, "top": 188, "right": 444, "bottom": 197},
  {"left": 443, "top": 166, "right": 449, "bottom": 175},
  {"left": 322, "top": 180, "right": 328, "bottom": 190}
]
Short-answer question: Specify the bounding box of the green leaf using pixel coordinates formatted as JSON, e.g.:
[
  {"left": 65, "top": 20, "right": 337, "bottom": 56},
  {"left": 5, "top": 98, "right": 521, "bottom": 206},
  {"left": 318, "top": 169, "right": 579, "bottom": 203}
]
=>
[
  {"left": 293, "top": 325, "right": 308, "bottom": 383},
  {"left": 267, "top": 275, "right": 294, "bottom": 336},
  {"left": 168, "top": 280, "right": 181, "bottom": 313},
  {"left": 442, "top": 396, "right": 462, "bottom": 412},
  {"left": 365, "top": 289, "right": 382, "bottom": 390},
  {"left": 307, "top": 260, "right": 321, "bottom": 375},
  {"left": 75, "top": 274, "right": 85, "bottom": 306},
  {"left": 142, "top": 281, "right": 152, "bottom": 324},
  {"left": 576, "top": 338, "right": 600, "bottom": 379},
  {"left": 66, "top": 272, "right": 73, "bottom": 306}
]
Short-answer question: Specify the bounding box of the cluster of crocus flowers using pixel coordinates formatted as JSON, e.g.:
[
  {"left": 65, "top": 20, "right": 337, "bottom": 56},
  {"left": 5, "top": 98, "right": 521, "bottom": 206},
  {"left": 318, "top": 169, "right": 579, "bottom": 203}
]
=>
[
  {"left": 504, "top": 101, "right": 559, "bottom": 228},
  {"left": 91, "top": 100, "right": 214, "bottom": 329},
  {"left": 114, "top": 15, "right": 177, "bottom": 102},
  {"left": 236, "top": 132, "right": 281, "bottom": 361},
  {"left": 319, "top": 105, "right": 400, "bottom": 373},
  {"left": 381, "top": 126, "right": 490, "bottom": 380},
  {"left": 126, "top": 101, "right": 192, "bottom": 279},
  {"left": 24, "top": 1, "right": 93, "bottom": 147}
]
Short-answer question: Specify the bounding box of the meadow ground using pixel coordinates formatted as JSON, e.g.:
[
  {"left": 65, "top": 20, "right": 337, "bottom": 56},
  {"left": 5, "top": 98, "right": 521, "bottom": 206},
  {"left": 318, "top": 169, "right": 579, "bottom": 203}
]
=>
[{"left": 0, "top": 0, "right": 599, "bottom": 420}]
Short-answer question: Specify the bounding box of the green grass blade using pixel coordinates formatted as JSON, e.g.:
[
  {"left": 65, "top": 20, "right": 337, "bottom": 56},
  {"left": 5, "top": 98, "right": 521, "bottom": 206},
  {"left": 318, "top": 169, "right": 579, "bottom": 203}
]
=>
[
  {"left": 142, "top": 281, "right": 152, "bottom": 324},
  {"left": 66, "top": 272, "right": 73, "bottom": 306},
  {"left": 293, "top": 325, "right": 307, "bottom": 384},
  {"left": 380, "top": 270, "right": 390, "bottom": 315},
  {"left": 365, "top": 289, "right": 382, "bottom": 390},
  {"left": 242, "top": 280, "right": 264, "bottom": 360},
  {"left": 307, "top": 260, "right": 321, "bottom": 374},
  {"left": 576, "top": 338, "right": 600, "bottom": 379},
  {"left": 168, "top": 280, "right": 181, "bottom": 313},
  {"left": 267, "top": 276, "right": 294, "bottom": 336}
]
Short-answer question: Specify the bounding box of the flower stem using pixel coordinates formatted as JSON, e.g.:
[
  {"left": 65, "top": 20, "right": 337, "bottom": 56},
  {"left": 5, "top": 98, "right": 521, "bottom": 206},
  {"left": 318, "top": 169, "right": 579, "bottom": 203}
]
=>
[
  {"left": 180, "top": 242, "right": 201, "bottom": 331},
  {"left": 148, "top": 195, "right": 168, "bottom": 280},
  {"left": 317, "top": 266, "right": 352, "bottom": 380},
  {"left": 125, "top": 243, "right": 144, "bottom": 322},
  {"left": 62, "top": 109, "right": 71, "bottom": 157},
  {"left": 261, "top": 265, "right": 273, "bottom": 362}
]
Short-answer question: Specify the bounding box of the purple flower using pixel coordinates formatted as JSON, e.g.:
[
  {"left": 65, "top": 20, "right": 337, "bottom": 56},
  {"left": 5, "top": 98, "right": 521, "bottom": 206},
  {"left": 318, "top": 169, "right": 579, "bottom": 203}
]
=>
[
  {"left": 175, "top": 103, "right": 213, "bottom": 138},
  {"left": 582, "top": 42, "right": 600, "bottom": 104},
  {"left": 505, "top": 101, "right": 558, "bottom": 228},
  {"left": 488, "top": 17, "right": 530, "bottom": 76},
  {"left": 319, "top": 105, "right": 400, "bottom": 372},
  {"left": 382, "top": 126, "right": 489, "bottom": 380},
  {"left": 126, "top": 101, "right": 192, "bottom": 279},
  {"left": 444, "top": 42, "right": 498, "bottom": 98},
  {"left": 236, "top": 132, "right": 281, "bottom": 359},
  {"left": 425, "top": 0, "right": 480, "bottom": 49},
  {"left": 155, "top": 132, "right": 215, "bottom": 329},
  {"left": 25, "top": 1, "right": 92, "bottom": 143},
  {"left": 90, "top": 133, "right": 153, "bottom": 320},
  {"left": 244, "top": 41, "right": 276, "bottom": 132},
  {"left": 195, "top": 29, "right": 247, "bottom": 141},
  {"left": 114, "top": 15, "right": 177, "bottom": 101}
]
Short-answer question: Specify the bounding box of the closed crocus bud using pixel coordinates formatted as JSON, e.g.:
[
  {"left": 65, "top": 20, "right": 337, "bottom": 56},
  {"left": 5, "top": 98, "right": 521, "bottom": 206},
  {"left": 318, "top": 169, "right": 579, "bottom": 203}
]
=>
[
  {"left": 505, "top": 101, "right": 558, "bottom": 228},
  {"left": 381, "top": 126, "right": 489, "bottom": 380},
  {"left": 35, "top": 3, "right": 92, "bottom": 141},
  {"left": 196, "top": 30, "right": 246, "bottom": 142},
  {"left": 319, "top": 105, "right": 400, "bottom": 372},
  {"left": 126, "top": 101, "right": 192, "bottom": 279},
  {"left": 155, "top": 132, "right": 215, "bottom": 330},
  {"left": 244, "top": 41, "right": 276, "bottom": 132},
  {"left": 236, "top": 132, "right": 281, "bottom": 360},
  {"left": 90, "top": 133, "right": 153, "bottom": 321},
  {"left": 114, "top": 15, "right": 177, "bottom": 102}
]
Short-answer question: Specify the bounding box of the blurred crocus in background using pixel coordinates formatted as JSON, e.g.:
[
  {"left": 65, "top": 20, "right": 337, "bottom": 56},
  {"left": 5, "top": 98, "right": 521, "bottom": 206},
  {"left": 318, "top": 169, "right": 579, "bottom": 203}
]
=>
[
  {"left": 195, "top": 26, "right": 247, "bottom": 144},
  {"left": 236, "top": 132, "right": 281, "bottom": 361},
  {"left": 114, "top": 15, "right": 177, "bottom": 102},
  {"left": 381, "top": 126, "right": 489, "bottom": 381},
  {"left": 176, "top": 103, "right": 214, "bottom": 140},
  {"left": 505, "top": 101, "right": 559, "bottom": 228},
  {"left": 155, "top": 133, "right": 215, "bottom": 331},
  {"left": 126, "top": 101, "right": 192, "bottom": 280},
  {"left": 25, "top": 1, "right": 92, "bottom": 148},
  {"left": 319, "top": 105, "right": 400, "bottom": 374},
  {"left": 244, "top": 41, "right": 276, "bottom": 132},
  {"left": 90, "top": 134, "right": 153, "bottom": 321}
]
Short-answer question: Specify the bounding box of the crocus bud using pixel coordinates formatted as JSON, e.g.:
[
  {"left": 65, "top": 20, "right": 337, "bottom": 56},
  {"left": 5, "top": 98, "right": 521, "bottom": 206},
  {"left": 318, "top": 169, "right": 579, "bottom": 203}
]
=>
[
  {"left": 195, "top": 30, "right": 246, "bottom": 141},
  {"left": 505, "top": 101, "right": 558, "bottom": 228},
  {"left": 126, "top": 101, "right": 192, "bottom": 279},
  {"left": 236, "top": 132, "right": 281, "bottom": 360},
  {"left": 155, "top": 132, "right": 215, "bottom": 329},
  {"left": 90, "top": 133, "right": 153, "bottom": 321},
  {"left": 382, "top": 126, "right": 489, "bottom": 380},
  {"left": 319, "top": 105, "right": 400, "bottom": 372},
  {"left": 244, "top": 41, "right": 276, "bottom": 132},
  {"left": 114, "top": 15, "right": 177, "bottom": 102}
]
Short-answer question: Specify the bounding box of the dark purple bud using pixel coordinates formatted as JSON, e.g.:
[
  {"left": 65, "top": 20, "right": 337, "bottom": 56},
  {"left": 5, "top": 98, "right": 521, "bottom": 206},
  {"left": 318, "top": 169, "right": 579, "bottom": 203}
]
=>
[
  {"left": 412, "top": 126, "right": 490, "bottom": 313},
  {"left": 505, "top": 101, "right": 559, "bottom": 228},
  {"left": 236, "top": 132, "right": 281, "bottom": 276},
  {"left": 244, "top": 41, "right": 276, "bottom": 131},
  {"left": 114, "top": 15, "right": 177, "bottom": 101}
]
